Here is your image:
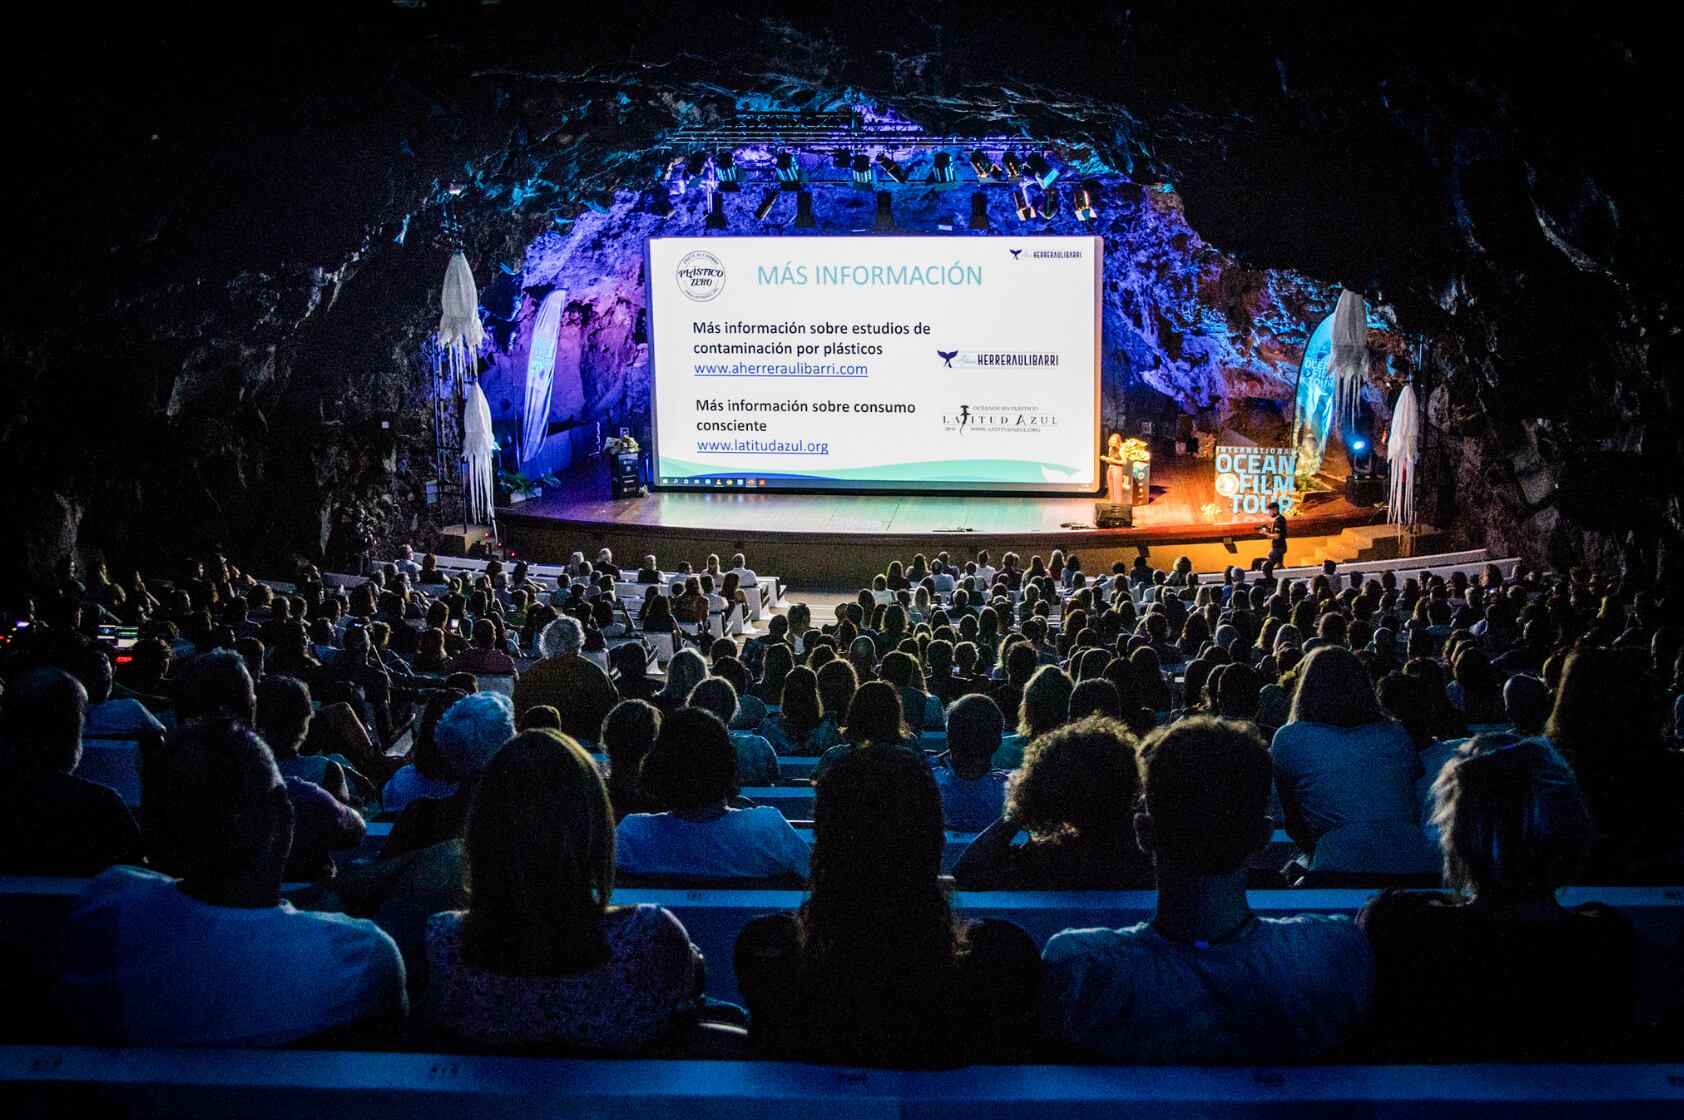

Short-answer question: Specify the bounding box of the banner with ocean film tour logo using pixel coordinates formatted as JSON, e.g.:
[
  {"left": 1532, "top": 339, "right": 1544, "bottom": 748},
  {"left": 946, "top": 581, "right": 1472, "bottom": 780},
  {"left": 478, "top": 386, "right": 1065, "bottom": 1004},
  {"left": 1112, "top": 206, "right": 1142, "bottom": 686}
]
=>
[{"left": 646, "top": 235, "right": 1101, "bottom": 494}]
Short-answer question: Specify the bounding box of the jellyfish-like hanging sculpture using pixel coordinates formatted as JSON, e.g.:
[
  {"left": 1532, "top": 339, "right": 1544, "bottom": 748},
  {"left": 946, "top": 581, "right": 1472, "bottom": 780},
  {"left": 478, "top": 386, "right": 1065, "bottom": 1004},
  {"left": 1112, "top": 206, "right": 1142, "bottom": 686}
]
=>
[
  {"left": 462, "top": 379, "right": 497, "bottom": 526},
  {"left": 437, "top": 250, "right": 485, "bottom": 388},
  {"left": 1387, "top": 382, "right": 1420, "bottom": 526},
  {"left": 1329, "top": 288, "right": 1369, "bottom": 438}
]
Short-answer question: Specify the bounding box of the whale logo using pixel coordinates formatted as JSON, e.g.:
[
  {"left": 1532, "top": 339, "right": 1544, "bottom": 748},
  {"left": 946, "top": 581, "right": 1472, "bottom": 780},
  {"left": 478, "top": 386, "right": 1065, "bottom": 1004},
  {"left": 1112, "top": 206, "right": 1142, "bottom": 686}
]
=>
[{"left": 937, "top": 349, "right": 958, "bottom": 367}]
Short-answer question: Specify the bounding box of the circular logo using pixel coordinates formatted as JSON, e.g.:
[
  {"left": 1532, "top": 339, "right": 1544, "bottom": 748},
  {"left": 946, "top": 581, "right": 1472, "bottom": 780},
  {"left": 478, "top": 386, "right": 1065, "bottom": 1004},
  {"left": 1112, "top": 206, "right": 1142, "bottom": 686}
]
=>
[
  {"left": 1214, "top": 472, "right": 1240, "bottom": 498},
  {"left": 675, "top": 250, "right": 726, "bottom": 302}
]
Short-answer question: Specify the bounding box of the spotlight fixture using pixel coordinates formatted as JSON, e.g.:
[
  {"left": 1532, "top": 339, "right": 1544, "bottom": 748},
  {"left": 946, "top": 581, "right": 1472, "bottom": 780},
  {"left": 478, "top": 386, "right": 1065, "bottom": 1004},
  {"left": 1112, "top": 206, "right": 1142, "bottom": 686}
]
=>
[
  {"left": 852, "top": 153, "right": 873, "bottom": 187},
  {"left": 715, "top": 150, "right": 740, "bottom": 192},
  {"left": 794, "top": 189, "right": 816, "bottom": 228},
  {"left": 754, "top": 187, "right": 780, "bottom": 221},
  {"left": 831, "top": 149, "right": 852, "bottom": 169},
  {"left": 775, "top": 151, "right": 801, "bottom": 189},
  {"left": 1038, "top": 184, "right": 1060, "bottom": 220},
  {"left": 969, "top": 149, "right": 997, "bottom": 180},
  {"left": 1024, "top": 153, "right": 1058, "bottom": 187},
  {"left": 684, "top": 151, "right": 709, "bottom": 178},
  {"left": 875, "top": 153, "right": 909, "bottom": 184},
  {"left": 874, "top": 190, "right": 896, "bottom": 231},
  {"left": 705, "top": 192, "right": 727, "bottom": 229},
  {"left": 968, "top": 191, "right": 990, "bottom": 231},
  {"left": 927, "top": 151, "right": 956, "bottom": 184},
  {"left": 1013, "top": 183, "right": 1036, "bottom": 221},
  {"left": 1001, "top": 150, "right": 1023, "bottom": 179},
  {"left": 1073, "top": 179, "right": 1100, "bottom": 222}
]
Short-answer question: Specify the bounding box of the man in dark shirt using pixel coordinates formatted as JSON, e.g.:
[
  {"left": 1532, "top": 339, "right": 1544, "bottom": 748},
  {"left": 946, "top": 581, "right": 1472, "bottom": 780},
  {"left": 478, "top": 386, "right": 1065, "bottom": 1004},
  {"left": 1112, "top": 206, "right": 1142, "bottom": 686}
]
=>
[
  {"left": 0, "top": 668, "right": 143, "bottom": 876},
  {"left": 1263, "top": 501, "right": 1288, "bottom": 570},
  {"left": 320, "top": 624, "right": 397, "bottom": 746}
]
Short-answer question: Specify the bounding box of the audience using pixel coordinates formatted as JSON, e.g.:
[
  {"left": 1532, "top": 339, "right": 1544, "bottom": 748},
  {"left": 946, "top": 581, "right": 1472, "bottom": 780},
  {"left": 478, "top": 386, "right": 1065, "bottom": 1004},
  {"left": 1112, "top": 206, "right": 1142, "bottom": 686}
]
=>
[
  {"left": 930, "top": 695, "right": 1009, "bottom": 831},
  {"left": 382, "top": 692, "right": 515, "bottom": 860},
  {"left": 1043, "top": 717, "right": 1373, "bottom": 1063},
  {"left": 512, "top": 617, "right": 616, "bottom": 745}
]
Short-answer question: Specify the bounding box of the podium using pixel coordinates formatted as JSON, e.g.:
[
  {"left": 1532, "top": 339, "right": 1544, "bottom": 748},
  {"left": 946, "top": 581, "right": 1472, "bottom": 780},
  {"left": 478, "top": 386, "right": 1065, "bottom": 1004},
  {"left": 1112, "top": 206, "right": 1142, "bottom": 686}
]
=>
[{"left": 610, "top": 452, "right": 642, "bottom": 499}]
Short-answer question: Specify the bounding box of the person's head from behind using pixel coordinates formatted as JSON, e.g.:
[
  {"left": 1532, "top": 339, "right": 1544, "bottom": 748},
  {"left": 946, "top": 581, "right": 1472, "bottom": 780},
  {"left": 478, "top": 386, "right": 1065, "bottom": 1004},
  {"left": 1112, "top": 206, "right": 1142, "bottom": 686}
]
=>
[
  {"left": 1376, "top": 669, "right": 1435, "bottom": 749},
  {"left": 1008, "top": 715, "right": 1138, "bottom": 839},
  {"left": 1018, "top": 664, "right": 1074, "bottom": 738},
  {"left": 141, "top": 718, "right": 293, "bottom": 891},
  {"left": 641, "top": 707, "right": 737, "bottom": 811},
  {"left": 843, "top": 680, "right": 909, "bottom": 747},
  {"left": 688, "top": 677, "right": 741, "bottom": 729},
  {"left": 945, "top": 694, "right": 1003, "bottom": 778},
  {"left": 171, "top": 649, "right": 256, "bottom": 726},
  {"left": 539, "top": 615, "right": 585, "bottom": 659},
  {"left": 601, "top": 699, "right": 660, "bottom": 784},
  {"left": 1005, "top": 640, "right": 1038, "bottom": 686},
  {"left": 1213, "top": 663, "right": 1261, "bottom": 721},
  {"left": 808, "top": 743, "right": 950, "bottom": 958},
  {"left": 519, "top": 704, "right": 563, "bottom": 732},
  {"left": 3, "top": 668, "right": 87, "bottom": 772},
  {"left": 817, "top": 659, "right": 859, "bottom": 724},
  {"left": 779, "top": 666, "right": 822, "bottom": 734},
  {"left": 435, "top": 692, "right": 516, "bottom": 783},
  {"left": 464, "top": 730, "right": 614, "bottom": 973},
  {"left": 1431, "top": 735, "right": 1592, "bottom": 900},
  {"left": 1067, "top": 677, "right": 1123, "bottom": 722},
  {"left": 1546, "top": 647, "right": 1659, "bottom": 766},
  {"left": 255, "top": 675, "right": 313, "bottom": 758},
  {"left": 610, "top": 640, "right": 649, "bottom": 685},
  {"left": 661, "top": 648, "right": 709, "bottom": 701},
  {"left": 1503, "top": 674, "right": 1552, "bottom": 737},
  {"left": 1288, "top": 645, "right": 1385, "bottom": 728},
  {"left": 1136, "top": 717, "right": 1272, "bottom": 877}
]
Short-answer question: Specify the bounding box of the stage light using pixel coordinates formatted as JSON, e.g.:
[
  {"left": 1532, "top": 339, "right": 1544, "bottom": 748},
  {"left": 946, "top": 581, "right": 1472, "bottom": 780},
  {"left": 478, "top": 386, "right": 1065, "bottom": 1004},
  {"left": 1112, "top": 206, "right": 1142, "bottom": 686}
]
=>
[
  {"left": 1002, "top": 150, "right": 1023, "bottom": 179},
  {"left": 1024, "top": 153, "right": 1058, "bottom": 187},
  {"left": 875, "top": 153, "right": 909, "bottom": 184},
  {"left": 685, "top": 151, "right": 708, "bottom": 178},
  {"left": 874, "top": 190, "right": 896, "bottom": 231},
  {"left": 775, "top": 151, "right": 801, "bottom": 189},
  {"left": 1073, "top": 180, "right": 1099, "bottom": 222},
  {"left": 852, "top": 153, "right": 873, "bottom": 187},
  {"left": 1038, "top": 184, "right": 1060, "bottom": 220},
  {"left": 1352, "top": 439, "right": 1367, "bottom": 452},
  {"left": 1013, "top": 184, "right": 1036, "bottom": 221},
  {"left": 715, "top": 150, "right": 740, "bottom": 192},
  {"left": 754, "top": 187, "right": 780, "bottom": 221},
  {"left": 968, "top": 191, "right": 990, "bottom": 230},
  {"left": 794, "top": 189, "right": 815, "bottom": 228},
  {"left": 928, "top": 151, "right": 956, "bottom": 184},
  {"left": 705, "top": 193, "right": 727, "bottom": 229},
  {"left": 831, "top": 149, "right": 852, "bottom": 169},
  {"left": 969, "top": 149, "right": 997, "bottom": 180}
]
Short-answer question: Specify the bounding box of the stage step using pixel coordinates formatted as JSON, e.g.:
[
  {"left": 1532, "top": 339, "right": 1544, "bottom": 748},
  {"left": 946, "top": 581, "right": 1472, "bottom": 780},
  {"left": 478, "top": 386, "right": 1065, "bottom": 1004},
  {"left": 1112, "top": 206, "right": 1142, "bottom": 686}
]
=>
[{"left": 1308, "top": 524, "right": 1450, "bottom": 566}]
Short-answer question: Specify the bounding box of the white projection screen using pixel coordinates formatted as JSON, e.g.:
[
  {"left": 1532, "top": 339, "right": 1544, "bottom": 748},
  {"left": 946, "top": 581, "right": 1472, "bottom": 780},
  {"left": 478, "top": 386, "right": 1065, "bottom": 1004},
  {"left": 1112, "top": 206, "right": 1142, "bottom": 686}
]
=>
[{"left": 646, "top": 235, "right": 1102, "bottom": 494}]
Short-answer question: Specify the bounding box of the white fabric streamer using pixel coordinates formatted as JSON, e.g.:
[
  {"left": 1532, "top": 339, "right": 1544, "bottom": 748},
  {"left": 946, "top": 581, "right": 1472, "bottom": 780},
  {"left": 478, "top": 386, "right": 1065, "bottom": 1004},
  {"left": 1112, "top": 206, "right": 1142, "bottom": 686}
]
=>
[
  {"left": 462, "top": 380, "right": 496, "bottom": 526},
  {"left": 1330, "top": 288, "right": 1368, "bottom": 435},
  {"left": 521, "top": 288, "right": 567, "bottom": 463},
  {"left": 1387, "top": 383, "right": 1420, "bottom": 526}
]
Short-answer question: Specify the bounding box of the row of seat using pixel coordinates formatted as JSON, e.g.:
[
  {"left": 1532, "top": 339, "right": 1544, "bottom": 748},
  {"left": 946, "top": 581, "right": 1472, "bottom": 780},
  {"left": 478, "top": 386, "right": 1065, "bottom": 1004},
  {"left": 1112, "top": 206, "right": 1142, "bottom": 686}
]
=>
[{"left": 3, "top": 1043, "right": 1680, "bottom": 1116}]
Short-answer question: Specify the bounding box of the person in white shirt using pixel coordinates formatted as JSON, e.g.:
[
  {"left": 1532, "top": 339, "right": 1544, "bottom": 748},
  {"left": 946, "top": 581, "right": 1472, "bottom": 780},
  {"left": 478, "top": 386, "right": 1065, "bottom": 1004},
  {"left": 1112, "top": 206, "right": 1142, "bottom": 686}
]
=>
[
  {"left": 728, "top": 553, "right": 760, "bottom": 592},
  {"left": 930, "top": 562, "right": 957, "bottom": 597},
  {"left": 1042, "top": 717, "right": 1371, "bottom": 1064},
  {"left": 57, "top": 719, "right": 406, "bottom": 1046},
  {"left": 395, "top": 545, "right": 422, "bottom": 581},
  {"left": 616, "top": 708, "right": 808, "bottom": 881},
  {"left": 973, "top": 551, "right": 998, "bottom": 590}
]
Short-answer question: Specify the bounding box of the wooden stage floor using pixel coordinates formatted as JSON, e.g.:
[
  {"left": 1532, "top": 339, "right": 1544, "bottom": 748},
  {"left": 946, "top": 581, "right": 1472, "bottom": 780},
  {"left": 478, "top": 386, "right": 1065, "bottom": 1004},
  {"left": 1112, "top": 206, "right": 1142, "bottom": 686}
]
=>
[{"left": 498, "top": 458, "right": 1385, "bottom": 584}]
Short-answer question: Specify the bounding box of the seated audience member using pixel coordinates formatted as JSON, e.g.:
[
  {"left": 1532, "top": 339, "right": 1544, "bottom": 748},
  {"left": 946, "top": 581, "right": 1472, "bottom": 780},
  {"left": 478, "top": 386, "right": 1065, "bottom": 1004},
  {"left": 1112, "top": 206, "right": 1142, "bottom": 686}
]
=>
[
  {"left": 253, "top": 675, "right": 368, "bottom": 879},
  {"left": 420, "top": 730, "right": 708, "bottom": 1052},
  {"left": 1359, "top": 735, "right": 1639, "bottom": 1061},
  {"left": 319, "top": 623, "right": 399, "bottom": 747},
  {"left": 932, "top": 695, "right": 1010, "bottom": 832},
  {"left": 652, "top": 648, "right": 708, "bottom": 716},
  {"left": 382, "top": 692, "right": 514, "bottom": 860},
  {"left": 813, "top": 660, "right": 859, "bottom": 747},
  {"left": 880, "top": 650, "right": 942, "bottom": 733},
  {"left": 1502, "top": 673, "right": 1552, "bottom": 738},
  {"left": 953, "top": 716, "right": 1153, "bottom": 890},
  {"left": 445, "top": 618, "right": 519, "bottom": 678},
  {"left": 690, "top": 677, "right": 779, "bottom": 786},
  {"left": 1017, "top": 664, "right": 1074, "bottom": 742},
  {"left": 1043, "top": 717, "right": 1372, "bottom": 1063},
  {"left": 512, "top": 617, "right": 617, "bottom": 745},
  {"left": 256, "top": 675, "right": 359, "bottom": 803},
  {"left": 57, "top": 719, "right": 405, "bottom": 1045},
  {"left": 1067, "top": 677, "right": 1124, "bottom": 723},
  {"left": 74, "top": 647, "right": 165, "bottom": 739},
  {"left": 0, "top": 668, "right": 143, "bottom": 876},
  {"left": 734, "top": 744, "right": 1041, "bottom": 1067},
  {"left": 816, "top": 681, "right": 913, "bottom": 776},
  {"left": 381, "top": 690, "right": 464, "bottom": 814},
  {"left": 1271, "top": 647, "right": 1441, "bottom": 879},
  {"left": 518, "top": 704, "right": 563, "bottom": 731},
  {"left": 616, "top": 709, "right": 809, "bottom": 881},
  {"left": 603, "top": 700, "right": 661, "bottom": 822},
  {"left": 755, "top": 666, "right": 839, "bottom": 756},
  {"left": 1547, "top": 647, "right": 1684, "bottom": 878},
  {"left": 610, "top": 641, "right": 659, "bottom": 703}
]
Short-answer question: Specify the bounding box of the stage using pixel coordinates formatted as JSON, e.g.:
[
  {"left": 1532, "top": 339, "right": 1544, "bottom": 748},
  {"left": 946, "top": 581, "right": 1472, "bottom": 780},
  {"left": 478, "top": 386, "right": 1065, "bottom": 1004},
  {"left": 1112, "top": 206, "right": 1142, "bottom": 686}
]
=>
[{"left": 498, "top": 457, "right": 1392, "bottom": 585}]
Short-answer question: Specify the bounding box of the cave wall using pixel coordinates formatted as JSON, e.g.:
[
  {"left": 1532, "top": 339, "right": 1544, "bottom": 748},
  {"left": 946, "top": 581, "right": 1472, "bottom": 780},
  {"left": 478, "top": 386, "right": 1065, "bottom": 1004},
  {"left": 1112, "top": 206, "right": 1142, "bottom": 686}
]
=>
[{"left": 2, "top": 2, "right": 1676, "bottom": 587}]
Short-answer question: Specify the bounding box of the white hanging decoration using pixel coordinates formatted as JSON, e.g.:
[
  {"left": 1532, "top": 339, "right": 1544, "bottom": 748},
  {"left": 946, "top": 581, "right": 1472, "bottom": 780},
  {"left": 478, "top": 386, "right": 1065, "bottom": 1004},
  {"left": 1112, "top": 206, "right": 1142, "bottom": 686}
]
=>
[
  {"left": 462, "top": 380, "right": 497, "bottom": 526},
  {"left": 521, "top": 288, "right": 567, "bottom": 463},
  {"left": 1329, "top": 288, "right": 1369, "bottom": 435},
  {"left": 1387, "top": 382, "right": 1420, "bottom": 526},
  {"left": 437, "top": 250, "right": 485, "bottom": 387}
]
